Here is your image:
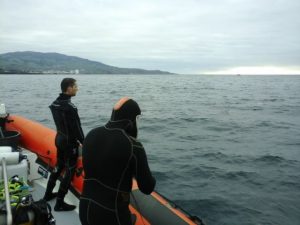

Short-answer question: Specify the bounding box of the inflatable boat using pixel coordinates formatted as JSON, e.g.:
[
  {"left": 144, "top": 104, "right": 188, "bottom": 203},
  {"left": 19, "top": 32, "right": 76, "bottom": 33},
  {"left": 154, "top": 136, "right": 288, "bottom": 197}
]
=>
[{"left": 2, "top": 114, "right": 203, "bottom": 225}]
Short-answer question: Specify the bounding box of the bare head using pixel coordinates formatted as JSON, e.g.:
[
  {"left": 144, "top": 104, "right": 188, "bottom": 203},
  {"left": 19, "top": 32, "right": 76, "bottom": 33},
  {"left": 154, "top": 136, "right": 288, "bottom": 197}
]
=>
[{"left": 61, "top": 78, "right": 78, "bottom": 96}]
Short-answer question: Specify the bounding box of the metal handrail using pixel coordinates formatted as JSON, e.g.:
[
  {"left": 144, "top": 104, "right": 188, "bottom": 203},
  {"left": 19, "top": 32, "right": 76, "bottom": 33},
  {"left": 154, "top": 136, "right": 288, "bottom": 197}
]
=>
[{"left": 1, "top": 158, "right": 12, "bottom": 225}]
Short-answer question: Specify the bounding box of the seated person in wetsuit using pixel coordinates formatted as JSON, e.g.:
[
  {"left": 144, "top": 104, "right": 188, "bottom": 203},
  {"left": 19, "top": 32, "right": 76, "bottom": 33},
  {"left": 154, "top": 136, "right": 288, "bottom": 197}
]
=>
[{"left": 79, "top": 97, "right": 156, "bottom": 225}]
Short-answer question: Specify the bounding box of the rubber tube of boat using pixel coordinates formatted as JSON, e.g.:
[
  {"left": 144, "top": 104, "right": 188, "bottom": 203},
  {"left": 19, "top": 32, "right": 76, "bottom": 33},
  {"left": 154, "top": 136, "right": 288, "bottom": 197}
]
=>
[
  {"left": 0, "top": 146, "right": 13, "bottom": 153},
  {"left": 0, "top": 152, "right": 20, "bottom": 165}
]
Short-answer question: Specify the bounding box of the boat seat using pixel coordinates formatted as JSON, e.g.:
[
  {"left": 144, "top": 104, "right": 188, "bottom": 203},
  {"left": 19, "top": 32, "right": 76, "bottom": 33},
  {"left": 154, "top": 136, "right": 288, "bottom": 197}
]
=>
[{"left": 0, "top": 148, "right": 28, "bottom": 181}]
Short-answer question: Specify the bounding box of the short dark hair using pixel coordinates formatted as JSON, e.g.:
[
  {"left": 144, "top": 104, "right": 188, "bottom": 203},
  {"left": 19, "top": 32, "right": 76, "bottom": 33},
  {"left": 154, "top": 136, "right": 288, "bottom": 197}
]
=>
[{"left": 61, "top": 78, "right": 76, "bottom": 92}]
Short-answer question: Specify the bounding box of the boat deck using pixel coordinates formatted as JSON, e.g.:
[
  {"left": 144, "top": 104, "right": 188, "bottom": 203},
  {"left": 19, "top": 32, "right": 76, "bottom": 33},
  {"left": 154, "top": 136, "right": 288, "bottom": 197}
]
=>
[
  {"left": 25, "top": 149, "right": 82, "bottom": 225},
  {"left": 31, "top": 179, "right": 81, "bottom": 225}
]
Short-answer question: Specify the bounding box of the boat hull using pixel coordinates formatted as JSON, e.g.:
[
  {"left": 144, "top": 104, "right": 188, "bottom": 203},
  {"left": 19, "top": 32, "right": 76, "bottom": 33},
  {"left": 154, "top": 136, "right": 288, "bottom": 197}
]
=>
[{"left": 6, "top": 115, "right": 201, "bottom": 225}]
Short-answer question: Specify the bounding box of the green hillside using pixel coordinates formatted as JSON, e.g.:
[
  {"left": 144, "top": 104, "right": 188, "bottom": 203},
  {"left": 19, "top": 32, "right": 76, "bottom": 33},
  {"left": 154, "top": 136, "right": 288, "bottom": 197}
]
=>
[{"left": 0, "top": 51, "right": 173, "bottom": 74}]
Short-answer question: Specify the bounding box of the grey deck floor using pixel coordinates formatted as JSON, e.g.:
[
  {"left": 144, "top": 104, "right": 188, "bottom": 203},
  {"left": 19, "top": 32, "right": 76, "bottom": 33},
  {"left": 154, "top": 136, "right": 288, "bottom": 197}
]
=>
[
  {"left": 31, "top": 181, "right": 81, "bottom": 225},
  {"left": 19, "top": 149, "right": 82, "bottom": 225}
]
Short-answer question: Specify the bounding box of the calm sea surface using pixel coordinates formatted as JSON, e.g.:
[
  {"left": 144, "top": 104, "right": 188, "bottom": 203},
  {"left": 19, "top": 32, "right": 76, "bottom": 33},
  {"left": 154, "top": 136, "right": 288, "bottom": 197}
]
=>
[{"left": 1, "top": 74, "right": 300, "bottom": 225}]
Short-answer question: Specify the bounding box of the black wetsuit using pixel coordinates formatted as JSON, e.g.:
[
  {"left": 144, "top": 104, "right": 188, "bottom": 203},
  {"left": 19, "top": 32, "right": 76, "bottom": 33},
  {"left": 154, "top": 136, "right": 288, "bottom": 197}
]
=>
[
  {"left": 79, "top": 99, "right": 156, "bottom": 225},
  {"left": 45, "top": 93, "right": 84, "bottom": 200}
]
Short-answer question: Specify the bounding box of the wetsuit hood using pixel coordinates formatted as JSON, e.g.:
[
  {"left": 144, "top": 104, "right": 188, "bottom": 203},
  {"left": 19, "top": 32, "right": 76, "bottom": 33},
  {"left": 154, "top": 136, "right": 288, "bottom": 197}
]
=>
[{"left": 108, "top": 98, "right": 141, "bottom": 138}]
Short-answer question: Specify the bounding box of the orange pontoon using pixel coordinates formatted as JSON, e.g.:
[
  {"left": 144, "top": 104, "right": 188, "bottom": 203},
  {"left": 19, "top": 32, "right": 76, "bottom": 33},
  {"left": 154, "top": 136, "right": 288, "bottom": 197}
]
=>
[{"left": 6, "top": 115, "right": 203, "bottom": 225}]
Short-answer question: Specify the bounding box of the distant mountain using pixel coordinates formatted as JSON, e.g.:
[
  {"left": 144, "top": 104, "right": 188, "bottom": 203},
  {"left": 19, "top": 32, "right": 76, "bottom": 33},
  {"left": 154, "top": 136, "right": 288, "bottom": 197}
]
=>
[{"left": 0, "top": 51, "right": 173, "bottom": 75}]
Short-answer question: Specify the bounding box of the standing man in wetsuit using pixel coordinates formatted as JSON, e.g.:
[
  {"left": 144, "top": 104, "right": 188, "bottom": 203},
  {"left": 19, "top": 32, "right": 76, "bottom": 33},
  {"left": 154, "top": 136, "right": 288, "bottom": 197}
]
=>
[
  {"left": 43, "top": 78, "right": 84, "bottom": 211},
  {"left": 79, "top": 97, "right": 156, "bottom": 225}
]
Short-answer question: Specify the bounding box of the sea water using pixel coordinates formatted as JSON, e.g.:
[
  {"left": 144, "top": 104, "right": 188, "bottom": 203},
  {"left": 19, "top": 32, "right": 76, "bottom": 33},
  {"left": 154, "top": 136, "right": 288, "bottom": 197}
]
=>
[{"left": 1, "top": 74, "right": 300, "bottom": 225}]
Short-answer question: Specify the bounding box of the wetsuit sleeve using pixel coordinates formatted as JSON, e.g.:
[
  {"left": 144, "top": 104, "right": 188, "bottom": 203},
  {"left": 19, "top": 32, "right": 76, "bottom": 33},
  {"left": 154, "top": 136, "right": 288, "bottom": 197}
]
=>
[
  {"left": 66, "top": 106, "right": 84, "bottom": 144},
  {"left": 132, "top": 142, "right": 156, "bottom": 194},
  {"left": 70, "top": 111, "right": 84, "bottom": 143}
]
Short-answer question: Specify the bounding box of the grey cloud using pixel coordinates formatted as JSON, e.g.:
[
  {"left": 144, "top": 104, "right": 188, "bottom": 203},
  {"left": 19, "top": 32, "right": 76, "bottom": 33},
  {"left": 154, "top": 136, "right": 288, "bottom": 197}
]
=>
[{"left": 0, "top": 0, "right": 300, "bottom": 73}]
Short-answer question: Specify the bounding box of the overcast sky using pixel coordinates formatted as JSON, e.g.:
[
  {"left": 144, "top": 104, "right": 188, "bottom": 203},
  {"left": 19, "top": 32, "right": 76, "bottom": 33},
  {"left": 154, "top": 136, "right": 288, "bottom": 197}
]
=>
[{"left": 1, "top": 0, "right": 300, "bottom": 74}]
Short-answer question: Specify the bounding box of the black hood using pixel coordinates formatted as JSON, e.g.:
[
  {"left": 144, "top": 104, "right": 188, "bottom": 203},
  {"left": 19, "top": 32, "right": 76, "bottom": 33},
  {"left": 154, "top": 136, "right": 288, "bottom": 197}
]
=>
[{"left": 108, "top": 98, "right": 141, "bottom": 138}]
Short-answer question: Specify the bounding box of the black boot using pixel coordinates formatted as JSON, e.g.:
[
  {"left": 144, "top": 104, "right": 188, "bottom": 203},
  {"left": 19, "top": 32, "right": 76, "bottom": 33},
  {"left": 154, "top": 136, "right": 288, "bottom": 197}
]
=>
[
  {"left": 54, "top": 199, "right": 76, "bottom": 211},
  {"left": 43, "top": 175, "right": 57, "bottom": 201}
]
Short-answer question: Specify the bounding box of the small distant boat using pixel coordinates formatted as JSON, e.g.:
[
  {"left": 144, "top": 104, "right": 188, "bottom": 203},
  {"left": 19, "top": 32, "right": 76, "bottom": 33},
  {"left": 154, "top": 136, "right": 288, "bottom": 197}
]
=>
[{"left": 2, "top": 114, "right": 204, "bottom": 225}]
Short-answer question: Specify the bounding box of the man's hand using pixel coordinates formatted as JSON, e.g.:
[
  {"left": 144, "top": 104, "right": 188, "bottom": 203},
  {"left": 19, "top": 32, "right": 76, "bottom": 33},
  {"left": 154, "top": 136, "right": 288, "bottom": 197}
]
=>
[{"left": 77, "top": 140, "right": 83, "bottom": 148}]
